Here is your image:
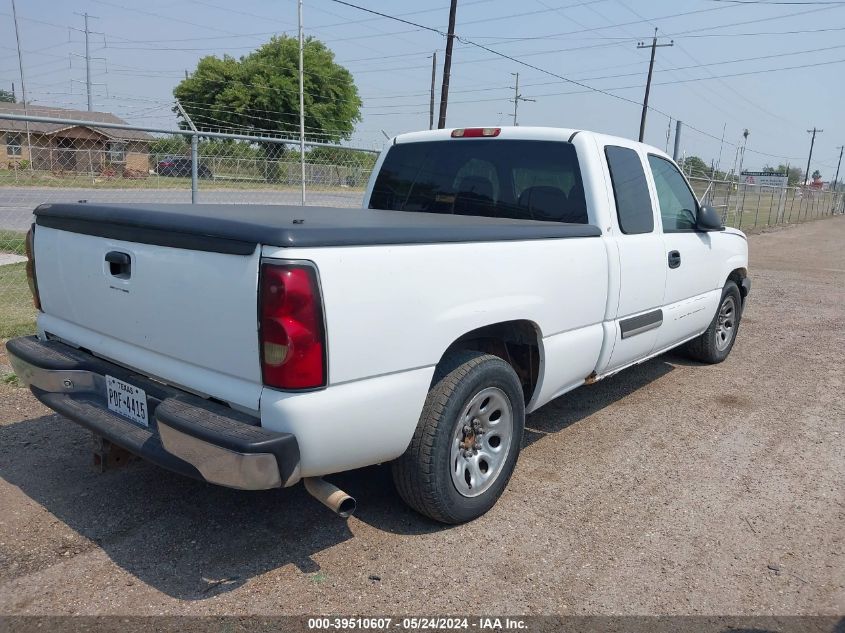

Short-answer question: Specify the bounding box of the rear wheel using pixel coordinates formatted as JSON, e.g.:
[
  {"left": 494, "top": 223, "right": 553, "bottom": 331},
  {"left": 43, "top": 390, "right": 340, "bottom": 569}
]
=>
[
  {"left": 683, "top": 281, "right": 742, "bottom": 363},
  {"left": 392, "top": 351, "right": 525, "bottom": 524}
]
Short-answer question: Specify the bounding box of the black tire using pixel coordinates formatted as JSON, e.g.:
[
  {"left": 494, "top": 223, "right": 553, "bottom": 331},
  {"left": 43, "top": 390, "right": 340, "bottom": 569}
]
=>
[
  {"left": 683, "top": 281, "right": 742, "bottom": 364},
  {"left": 392, "top": 350, "right": 525, "bottom": 524}
]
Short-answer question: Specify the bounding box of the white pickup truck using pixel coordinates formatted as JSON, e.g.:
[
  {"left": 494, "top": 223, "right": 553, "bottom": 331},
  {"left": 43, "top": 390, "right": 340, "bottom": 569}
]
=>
[{"left": 7, "top": 126, "right": 750, "bottom": 523}]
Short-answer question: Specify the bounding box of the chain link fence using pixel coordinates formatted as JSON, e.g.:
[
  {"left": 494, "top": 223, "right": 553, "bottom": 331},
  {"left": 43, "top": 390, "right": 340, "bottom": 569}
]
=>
[
  {"left": 1, "top": 112, "right": 844, "bottom": 339},
  {"left": 689, "top": 177, "right": 844, "bottom": 232},
  {"left": 0, "top": 113, "right": 379, "bottom": 338}
]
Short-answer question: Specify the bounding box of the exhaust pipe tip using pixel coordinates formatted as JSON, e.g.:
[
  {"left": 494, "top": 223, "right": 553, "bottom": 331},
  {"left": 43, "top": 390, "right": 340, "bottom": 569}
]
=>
[{"left": 303, "top": 477, "right": 356, "bottom": 518}]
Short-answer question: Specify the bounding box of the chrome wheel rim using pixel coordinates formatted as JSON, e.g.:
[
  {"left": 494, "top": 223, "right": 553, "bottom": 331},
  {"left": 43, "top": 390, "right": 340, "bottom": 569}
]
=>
[
  {"left": 715, "top": 295, "right": 737, "bottom": 351},
  {"left": 450, "top": 387, "right": 513, "bottom": 498}
]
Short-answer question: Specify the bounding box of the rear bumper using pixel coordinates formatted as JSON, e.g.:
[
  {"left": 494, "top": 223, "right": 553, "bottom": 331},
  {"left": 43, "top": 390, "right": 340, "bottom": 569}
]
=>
[{"left": 5, "top": 336, "right": 300, "bottom": 490}]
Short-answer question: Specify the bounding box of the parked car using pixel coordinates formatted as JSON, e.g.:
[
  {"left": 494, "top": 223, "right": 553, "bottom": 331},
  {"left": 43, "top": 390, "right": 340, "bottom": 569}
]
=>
[
  {"left": 155, "top": 155, "right": 212, "bottom": 179},
  {"left": 8, "top": 126, "right": 749, "bottom": 524}
]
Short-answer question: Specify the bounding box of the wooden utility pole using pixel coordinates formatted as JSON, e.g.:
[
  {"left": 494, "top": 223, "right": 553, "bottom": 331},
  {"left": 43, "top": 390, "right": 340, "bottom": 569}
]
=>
[
  {"left": 832, "top": 145, "right": 843, "bottom": 192},
  {"left": 437, "top": 0, "right": 458, "bottom": 129},
  {"left": 429, "top": 51, "right": 437, "bottom": 130},
  {"left": 637, "top": 28, "right": 673, "bottom": 142},
  {"left": 803, "top": 127, "right": 822, "bottom": 187}
]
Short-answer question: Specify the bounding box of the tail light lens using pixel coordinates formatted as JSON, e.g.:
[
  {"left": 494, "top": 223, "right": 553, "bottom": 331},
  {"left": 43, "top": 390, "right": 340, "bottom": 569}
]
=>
[
  {"left": 259, "top": 263, "right": 326, "bottom": 390},
  {"left": 24, "top": 225, "right": 41, "bottom": 311}
]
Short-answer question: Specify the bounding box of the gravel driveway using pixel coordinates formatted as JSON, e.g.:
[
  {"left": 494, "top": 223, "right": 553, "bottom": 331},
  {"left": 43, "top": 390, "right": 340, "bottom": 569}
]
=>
[{"left": 0, "top": 218, "right": 842, "bottom": 617}]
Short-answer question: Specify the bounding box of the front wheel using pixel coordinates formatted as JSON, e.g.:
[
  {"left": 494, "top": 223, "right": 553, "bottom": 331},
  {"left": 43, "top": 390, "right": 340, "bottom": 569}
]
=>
[
  {"left": 392, "top": 351, "right": 525, "bottom": 524},
  {"left": 683, "top": 281, "right": 742, "bottom": 363}
]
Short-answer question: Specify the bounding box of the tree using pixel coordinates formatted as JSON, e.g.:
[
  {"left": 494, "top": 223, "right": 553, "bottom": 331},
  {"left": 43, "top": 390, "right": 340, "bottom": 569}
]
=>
[
  {"left": 680, "top": 155, "right": 709, "bottom": 178},
  {"left": 149, "top": 134, "right": 189, "bottom": 158},
  {"left": 776, "top": 164, "right": 803, "bottom": 187},
  {"left": 0, "top": 89, "right": 15, "bottom": 103},
  {"left": 173, "top": 36, "right": 361, "bottom": 143},
  {"left": 812, "top": 169, "right": 822, "bottom": 181},
  {"left": 306, "top": 146, "right": 377, "bottom": 170}
]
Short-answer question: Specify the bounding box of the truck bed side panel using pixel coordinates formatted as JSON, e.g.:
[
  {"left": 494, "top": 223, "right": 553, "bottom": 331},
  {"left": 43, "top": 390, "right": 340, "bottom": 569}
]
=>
[
  {"left": 264, "top": 237, "right": 608, "bottom": 386},
  {"left": 261, "top": 236, "right": 607, "bottom": 475}
]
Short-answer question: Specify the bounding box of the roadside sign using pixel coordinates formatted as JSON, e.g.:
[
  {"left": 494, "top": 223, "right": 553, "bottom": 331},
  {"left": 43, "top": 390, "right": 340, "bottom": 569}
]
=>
[{"left": 742, "top": 171, "right": 788, "bottom": 188}]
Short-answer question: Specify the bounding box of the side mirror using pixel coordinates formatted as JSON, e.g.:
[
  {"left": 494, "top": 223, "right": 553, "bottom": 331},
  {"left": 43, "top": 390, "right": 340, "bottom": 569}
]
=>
[{"left": 696, "top": 205, "right": 724, "bottom": 231}]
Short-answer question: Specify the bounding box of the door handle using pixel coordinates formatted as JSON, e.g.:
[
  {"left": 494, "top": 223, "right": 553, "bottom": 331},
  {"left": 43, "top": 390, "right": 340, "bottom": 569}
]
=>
[
  {"left": 105, "top": 251, "right": 130, "bottom": 266},
  {"left": 668, "top": 250, "right": 681, "bottom": 269},
  {"left": 106, "top": 251, "right": 131, "bottom": 278}
]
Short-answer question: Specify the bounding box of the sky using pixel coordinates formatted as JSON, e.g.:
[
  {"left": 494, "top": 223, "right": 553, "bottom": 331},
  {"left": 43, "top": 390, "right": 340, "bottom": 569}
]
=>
[{"left": 1, "top": 0, "right": 843, "bottom": 177}]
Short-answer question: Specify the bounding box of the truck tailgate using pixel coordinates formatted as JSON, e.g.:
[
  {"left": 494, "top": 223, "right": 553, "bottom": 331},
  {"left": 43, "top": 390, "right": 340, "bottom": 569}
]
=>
[{"left": 34, "top": 225, "right": 262, "bottom": 410}]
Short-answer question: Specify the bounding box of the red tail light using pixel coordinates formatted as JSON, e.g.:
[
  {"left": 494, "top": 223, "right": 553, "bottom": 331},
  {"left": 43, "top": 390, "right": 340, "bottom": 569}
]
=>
[
  {"left": 451, "top": 127, "right": 500, "bottom": 138},
  {"left": 24, "top": 225, "right": 41, "bottom": 311},
  {"left": 259, "top": 263, "right": 326, "bottom": 390}
]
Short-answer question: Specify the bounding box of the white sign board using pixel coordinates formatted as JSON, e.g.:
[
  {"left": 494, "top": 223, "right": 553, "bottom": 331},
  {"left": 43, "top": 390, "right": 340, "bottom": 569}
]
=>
[{"left": 742, "top": 171, "right": 788, "bottom": 188}]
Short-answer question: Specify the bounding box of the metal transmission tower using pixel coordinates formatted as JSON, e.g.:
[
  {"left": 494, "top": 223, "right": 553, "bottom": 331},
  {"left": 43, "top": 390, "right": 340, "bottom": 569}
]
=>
[
  {"left": 636, "top": 28, "right": 673, "bottom": 143},
  {"left": 803, "top": 128, "right": 823, "bottom": 187},
  {"left": 71, "top": 13, "right": 106, "bottom": 111},
  {"left": 509, "top": 73, "right": 535, "bottom": 126}
]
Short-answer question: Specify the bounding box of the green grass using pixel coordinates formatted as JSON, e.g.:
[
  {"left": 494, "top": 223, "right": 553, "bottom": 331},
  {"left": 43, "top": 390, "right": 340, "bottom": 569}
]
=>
[
  {"left": 0, "top": 230, "right": 26, "bottom": 256},
  {"left": 0, "top": 170, "right": 193, "bottom": 189},
  {"left": 0, "top": 170, "right": 366, "bottom": 192},
  {"left": 0, "top": 262, "right": 36, "bottom": 338}
]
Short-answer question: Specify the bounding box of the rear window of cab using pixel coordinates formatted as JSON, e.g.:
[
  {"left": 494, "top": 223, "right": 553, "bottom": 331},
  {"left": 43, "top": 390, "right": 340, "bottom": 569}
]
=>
[{"left": 369, "top": 139, "right": 589, "bottom": 224}]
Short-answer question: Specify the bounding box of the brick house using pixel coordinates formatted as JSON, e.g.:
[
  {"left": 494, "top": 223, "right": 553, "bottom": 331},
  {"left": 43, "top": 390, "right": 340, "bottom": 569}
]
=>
[{"left": 0, "top": 103, "right": 153, "bottom": 174}]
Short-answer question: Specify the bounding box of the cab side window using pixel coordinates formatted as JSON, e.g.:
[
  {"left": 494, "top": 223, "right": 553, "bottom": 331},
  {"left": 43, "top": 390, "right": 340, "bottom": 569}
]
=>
[
  {"left": 648, "top": 155, "right": 698, "bottom": 232},
  {"left": 604, "top": 145, "right": 653, "bottom": 234}
]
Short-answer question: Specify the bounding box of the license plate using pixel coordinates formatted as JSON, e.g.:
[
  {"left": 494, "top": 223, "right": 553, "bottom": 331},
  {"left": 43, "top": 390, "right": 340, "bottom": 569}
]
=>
[{"left": 105, "top": 375, "right": 149, "bottom": 427}]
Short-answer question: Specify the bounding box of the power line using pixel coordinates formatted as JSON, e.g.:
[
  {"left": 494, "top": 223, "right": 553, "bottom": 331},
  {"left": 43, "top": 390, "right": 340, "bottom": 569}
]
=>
[
  {"left": 709, "top": 0, "right": 845, "bottom": 4},
  {"left": 324, "top": 0, "right": 837, "bottom": 161},
  {"left": 615, "top": 0, "right": 800, "bottom": 129},
  {"left": 90, "top": 0, "right": 241, "bottom": 35},
  {"left": 461, "top": 4, "right": 739, "bottom": 41},
  {"left": 474, "top": 3, "right": 841, "bottom": 41},
  {"left": 325, "top": 0, "right": 652, "bottom": 115}
]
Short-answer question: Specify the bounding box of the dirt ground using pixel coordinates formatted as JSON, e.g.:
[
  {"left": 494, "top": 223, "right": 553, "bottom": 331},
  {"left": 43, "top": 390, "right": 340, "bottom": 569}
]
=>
[{"left": 0, "top": 218, "right": 842, "bottom": 617}]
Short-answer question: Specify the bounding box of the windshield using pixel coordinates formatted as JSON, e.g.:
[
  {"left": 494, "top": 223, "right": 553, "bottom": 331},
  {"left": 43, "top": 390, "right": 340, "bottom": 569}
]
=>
[{"left": 369, "top": 139, "right": 588, "bottom": 224}]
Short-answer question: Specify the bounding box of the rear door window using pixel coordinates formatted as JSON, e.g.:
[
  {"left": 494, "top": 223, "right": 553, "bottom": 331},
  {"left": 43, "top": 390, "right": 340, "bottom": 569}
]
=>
[
  {"left": 604, "top": 145, "right": 654, "bottom": 234},
  {"left": 369, "top": 139, "right": 589, "bottom": 224}
]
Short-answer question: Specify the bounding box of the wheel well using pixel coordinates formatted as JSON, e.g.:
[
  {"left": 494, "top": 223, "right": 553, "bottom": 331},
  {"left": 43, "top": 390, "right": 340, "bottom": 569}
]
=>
[
  {"left": 728, "top": 267, "right": 747, "bottom": 293},
  {"left": 727, "top": 268, "right": 748, "bottom": 309},
  {"left": 441, "top": 320, "right": 541, "bottom": 405}
]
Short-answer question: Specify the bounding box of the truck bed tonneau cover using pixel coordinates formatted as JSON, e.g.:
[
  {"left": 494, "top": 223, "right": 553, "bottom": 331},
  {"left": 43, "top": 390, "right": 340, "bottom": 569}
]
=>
[{"left": 34, "top": 202, "right": 601, "bottom": 255}]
